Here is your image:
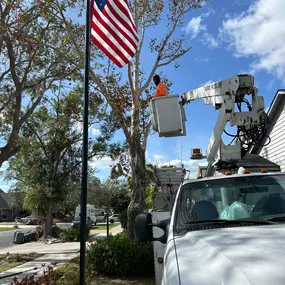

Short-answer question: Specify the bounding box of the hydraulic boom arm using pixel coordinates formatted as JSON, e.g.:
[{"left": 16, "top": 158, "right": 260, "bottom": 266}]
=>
[{"left": 182, "top": 74, "right": 266, "bottom": 165}]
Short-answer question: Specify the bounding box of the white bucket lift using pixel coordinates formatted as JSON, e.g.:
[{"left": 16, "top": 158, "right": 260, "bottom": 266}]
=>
[{"left": 150, "top": 95, "right": 186, "bottom": 137}]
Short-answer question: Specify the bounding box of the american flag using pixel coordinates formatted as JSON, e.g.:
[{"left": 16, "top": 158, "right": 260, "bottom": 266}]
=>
[{"left": 91, "top": 0, "right": 139, "bottom": 68}]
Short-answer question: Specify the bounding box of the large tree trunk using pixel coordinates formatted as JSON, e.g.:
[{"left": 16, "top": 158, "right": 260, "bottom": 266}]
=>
[
  {"left": 127, "top": 140, "right": 146, "bottom": 238},
  {"left": 44, "top": 205, "right": 53, "bottom": 237}
]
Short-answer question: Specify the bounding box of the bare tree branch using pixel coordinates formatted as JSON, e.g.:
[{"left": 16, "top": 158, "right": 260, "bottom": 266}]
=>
[
  {"left": 158, "top": 47, "right": 191, "bottom": 67},
  {"left": 128, "top": 62, "right": 135, "bottom": 97},
  {"left": 5, "top": 36, "right": 21, "bottom": 89},
  {"left": 20, "top": 21, "right": 52, "bottom": 85},
  {"left": 137, "top": 0, "right": 149, "bottom": 21},
  {"left": 55, "top": 1, "right": 106, "bottom": 93},
  {"left": 140, "top": 10, "right": 184, "bottom": 93},
  {"left": 0, "top": 68, "right": 10, "bottom": 82},
  {"left": 23, "top": 118, "right": 49, "bottom": 159},
  {"left": 19, "top": 94, "right": 44, "bottom": 128},
  {"left": 137, "top": 1, "right": 147, "bottom": 60}
]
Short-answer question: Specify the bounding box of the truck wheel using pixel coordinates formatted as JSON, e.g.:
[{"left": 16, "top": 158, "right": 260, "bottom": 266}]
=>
[{"left": 110, "top": 219, "right": 114, "bottom": 223}]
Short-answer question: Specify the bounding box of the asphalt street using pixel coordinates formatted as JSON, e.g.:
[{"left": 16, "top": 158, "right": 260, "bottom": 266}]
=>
[
  {"left": 0, "top": 223, "right": 70, "bottom": 250},
  {"left": 0, "top": 227, "right": 33, "bottom": 250}
]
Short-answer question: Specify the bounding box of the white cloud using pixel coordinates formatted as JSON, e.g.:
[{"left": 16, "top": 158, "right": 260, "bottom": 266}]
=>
[
  {"left": 0, "top": 185, "right": 10, "bottom": 192},
  {"left": 184, "top": 9, "right": 218, "bottom": 48},
  {"left": 233, "top": 0, "right": 253, "bottom": 7},
  {"left": 89, "top": 156, "right": 113, "bottom": 169},
  {"left": 195, "top": 57, "right": 213, "bottom": 62},
  {"left": 72, "top": 121, "right": 82, "bottom": 133},
  {"left": 224, "top": 13, "right": 231, "bottom": 19},
  {"left": 0, "top": 161, "right": 8, "bottom": 169},
  {"left": 153, "top": 154, "right": 164, "bottom": 165},
  {"left": 91, "top": 128, "right": 101, "bottom": 137},
  {"left": 71, "top": 122, "right": 102, "bottom": 138},
  {"left": 185, "top": 16, "right": 206, "bottom": 39},
  {"left": 149, "top": 154, "right": 208, "bottom": 178},
  {"left": 266, "top": 78, "right": 275, "bottom": 90},
  {"left": 201, "top": 32, "right": 219, "bottom": 48},
  {"left": 219, "top": 0, "right": 285, "bottom": 81},
  {"left": 0, "top": 161, "right": 8, "bottom": 177}
]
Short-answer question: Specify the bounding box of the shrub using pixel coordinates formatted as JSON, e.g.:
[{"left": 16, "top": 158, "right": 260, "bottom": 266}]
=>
[
  {"left": 11, "top": 264, "right": 87, "bottom": 285},
  {"left": 87, "top": 232, "right": 154, "bottom": 277},
  {"left": 118, "top": 212, "right": 127, "bottom": 231},
  {"left": 59, "top": 227, "right": 90, "bottom": 242}
]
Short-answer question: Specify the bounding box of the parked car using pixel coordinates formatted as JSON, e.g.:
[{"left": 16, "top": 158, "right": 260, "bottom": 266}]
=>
[
  {"left": 21, "top": 216, "right": 31, "bottom": 223},
  {"left": 71, "top": 216, "right": 93, "bottom": 228},
  {"left": 14, "top": 217, "right": 23, "bottom": 223},
  {"left": 108, "top": 214, "right": 119, "bottom": 223}
]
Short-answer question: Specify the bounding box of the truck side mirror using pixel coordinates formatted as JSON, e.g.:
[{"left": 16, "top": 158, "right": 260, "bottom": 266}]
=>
[{"left": 135, "top": 213, "right": 169, "bottom": 244}]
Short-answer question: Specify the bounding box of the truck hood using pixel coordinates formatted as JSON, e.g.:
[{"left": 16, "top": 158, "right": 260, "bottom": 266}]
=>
[{"left": 174, "top": 224, "right": 285, "bottom": 285}]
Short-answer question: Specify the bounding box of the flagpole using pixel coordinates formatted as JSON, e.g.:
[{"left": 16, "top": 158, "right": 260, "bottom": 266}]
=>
[{"left": 80, "top": 0, "right": 91, "bottom": 284}]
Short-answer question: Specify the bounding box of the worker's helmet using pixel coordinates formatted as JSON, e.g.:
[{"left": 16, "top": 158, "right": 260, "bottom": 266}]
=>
[{"left": 153, "top": 74, "right": 160, "bottom": 86}]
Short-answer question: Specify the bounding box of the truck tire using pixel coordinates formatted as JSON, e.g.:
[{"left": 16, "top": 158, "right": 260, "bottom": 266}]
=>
[{"left": 110, "top": 219, "right": 114, "bottom": 223}]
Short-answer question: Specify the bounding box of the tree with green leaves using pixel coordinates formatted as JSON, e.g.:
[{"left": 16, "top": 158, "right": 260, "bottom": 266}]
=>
[
  {"left": 9, "top": 184, "right": 28, "bottom": 217},
  {"left": 6, "top": 87, "right": 120, "bottom": 235},
  {"left": 109, "top": 180, "right": 130, "bottom": 231},
  {"left": 0, "top": 0, "right": 91, "bottom": 165},
  {"left": 56, "top": 176, "right": 114, "bottom": 217}
]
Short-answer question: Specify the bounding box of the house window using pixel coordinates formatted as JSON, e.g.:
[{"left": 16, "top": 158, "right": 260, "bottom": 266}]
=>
[{"left": 1, "top": 214, "right": 8, "bottom": 219}]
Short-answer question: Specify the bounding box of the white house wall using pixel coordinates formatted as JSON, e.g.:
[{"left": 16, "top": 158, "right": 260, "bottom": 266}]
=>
[{"left": 259, "top": 104, "right": 285, "bottom": 172}]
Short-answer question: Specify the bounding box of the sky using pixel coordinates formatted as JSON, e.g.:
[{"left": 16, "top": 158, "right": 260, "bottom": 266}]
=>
[{"left": 1, "top": 0, "right": 285, "bottom": 191}]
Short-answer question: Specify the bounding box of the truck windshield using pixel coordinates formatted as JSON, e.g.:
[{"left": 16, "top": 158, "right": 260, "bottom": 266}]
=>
[{"left": 175, "top": 174, "right": 285, "bottom": 229}]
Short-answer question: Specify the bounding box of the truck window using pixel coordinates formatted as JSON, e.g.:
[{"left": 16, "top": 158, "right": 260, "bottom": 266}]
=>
[{"left": 175, "top": 174, "right": 285, "bottom": 229}]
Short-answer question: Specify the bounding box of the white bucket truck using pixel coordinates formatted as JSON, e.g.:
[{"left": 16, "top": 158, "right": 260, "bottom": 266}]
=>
[{"left": 135, "top": 75, "right": 285, "bottom": 285}]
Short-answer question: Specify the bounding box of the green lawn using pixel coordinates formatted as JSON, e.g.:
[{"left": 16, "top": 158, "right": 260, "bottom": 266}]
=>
[
  {"left": 0, "top": 227, "right": 13, "bottom": 232},
  {"left": 90, "top": 222, "right": 120, "bottom": 230},
  {"left": 0, "top": 253, "right": 42, "bottom": 273},
  {"left": 54, "top": 218, "right": 64, "bottom": 223}
]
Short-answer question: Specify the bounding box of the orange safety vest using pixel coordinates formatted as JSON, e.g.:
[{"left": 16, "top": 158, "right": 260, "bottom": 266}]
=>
[{"left": 155, "top": 82, "right": 167, "bottom": 97}]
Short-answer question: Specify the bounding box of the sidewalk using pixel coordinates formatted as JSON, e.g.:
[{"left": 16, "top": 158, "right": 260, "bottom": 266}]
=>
[
  {"left": 0, "top": 225, "right": 123, "bottom": 284},
  {"left": 0, "top": 252, "right": 78, "bottom": 284},
  {"left": 110, "top": 224, "right": 123, "bottom": 234},
  {"left": 0, "top": 225, "right": 122, "bottom": 255},
  {"left": 0, "top": 242, "right": 80, "bottom": 255}
]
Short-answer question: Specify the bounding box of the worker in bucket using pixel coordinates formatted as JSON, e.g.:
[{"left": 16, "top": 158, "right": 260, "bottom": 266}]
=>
[{"left": 147, "top": 74, "right": 167, "bottom": 100}]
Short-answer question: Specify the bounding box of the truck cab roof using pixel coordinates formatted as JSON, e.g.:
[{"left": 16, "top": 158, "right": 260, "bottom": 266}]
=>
[{"left": 183, "top": 172, "right": 285, "bottom": 185}]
